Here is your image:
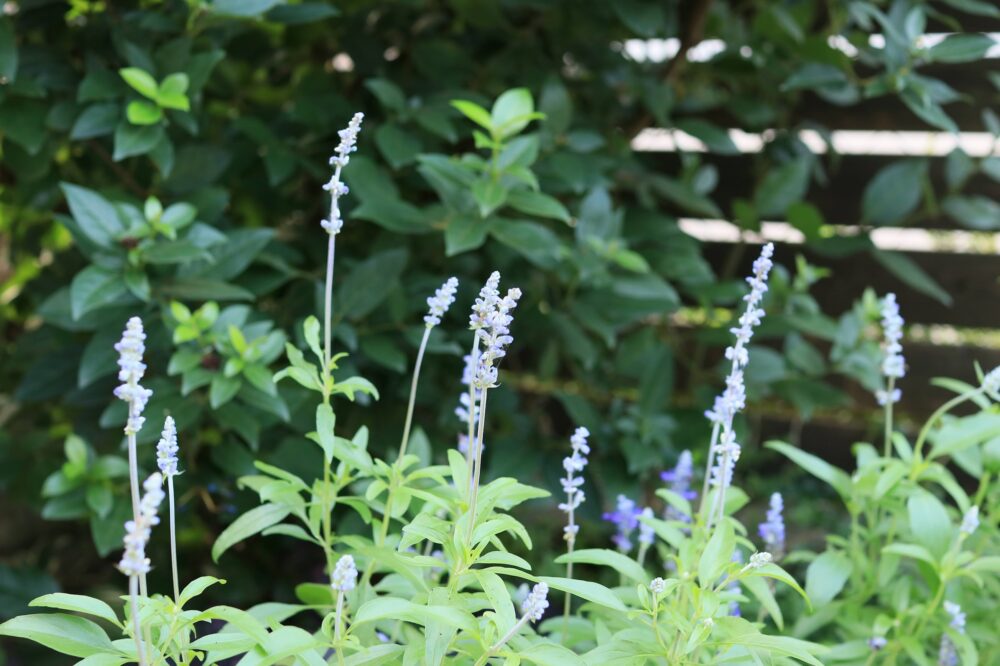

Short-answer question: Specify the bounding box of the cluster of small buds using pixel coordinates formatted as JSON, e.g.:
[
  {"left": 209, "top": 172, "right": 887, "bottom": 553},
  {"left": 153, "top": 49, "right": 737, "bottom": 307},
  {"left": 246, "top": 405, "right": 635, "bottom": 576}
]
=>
[
  {"left": 661, "top": 450, "right": 696, "bottom": 522},
  {"left": 113, "top": 317, "right": 153, "bottom": 436},
  {"left": 868, "top": 637, "right": 887, "bottom": 651},
  {"left": 603, "top": 494, "right": 641, "bottom": 553},
  {"left": 638, "top": 507, "right": 655, "bottom": 546},
  {"left": 321, "top": 112, "right": 364, "bottom": 234},
  {"left": 473, "top": 282, "right": 521, "bottom": 390},
  {"left": 876, "top": 293, "right": 905, "bottom": 406},
  {"left": 156, "top": 416, "right": 180, "bottom": 478},
  {"left": 983, "top": 366, "right": 1000, "bottom": 396},
  {"left": 425, "top": 277, "right": 459, "bottom": 327},
  {"left": 469, "top": 272, "right": 501, "bottom": 331},
  {"left": 118, "top": 472, "right": 164, "bottom": 576},
  {"left": 937, "top": 601, "right": 965, "bottom": 666},
  {"left": 748, "top": 551, "right": 772, "bottom": 569},
  {"left": 960, "top": 506, "right": 979, "bottom": 536},
  {"left": 331, "top": 554, "right": 358, "bottom": 592},
  {"left": 558, "top": 427, "right": 590, "bottom": 542},
  {"left": 707, "top": 243, "right": 774, "bottom": 490},
  {"left": 758, "top": 492, "right": 785, "bottom": 556},
  {"left": 649, "top": 577, "right": 666, "bottom": 595},
  {"left": 520, "top": 582, "right": 549, "bottom": 622}
]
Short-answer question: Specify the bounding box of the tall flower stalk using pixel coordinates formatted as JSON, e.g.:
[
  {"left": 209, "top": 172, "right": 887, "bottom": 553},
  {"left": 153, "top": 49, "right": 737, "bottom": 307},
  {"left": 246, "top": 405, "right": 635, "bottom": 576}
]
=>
[
  {"left": 700, "top": 243, "right": 774, "bottom": 526},
  {"left": 558, "top": 427, "right": 590, "bottom": 630},
  {"left": 113, "top": 316, "right": 153, "bottom": 595},
  {"left": 156, "top": 416, "right": 181, "bottom": 602},
  {"left": 877, "top": 293, "right": 904, "bottom": 457},
  {"left": 463, "top": 272, "right": 500, "bottom": 489},
  {"left": 318, "top": 113, "right": 363, "bottom": 586},
  {"left": 474, "top": 582, "right": 549, "bottom": 666},
  {"left": 118, "top": 472, "right": 164, "bottom": 666},
  {"left": 398, "top": 277, "right": 458, "bottom": 460},
  {"left": 466, "top": 282, "right": 521, "bottom": 541}
]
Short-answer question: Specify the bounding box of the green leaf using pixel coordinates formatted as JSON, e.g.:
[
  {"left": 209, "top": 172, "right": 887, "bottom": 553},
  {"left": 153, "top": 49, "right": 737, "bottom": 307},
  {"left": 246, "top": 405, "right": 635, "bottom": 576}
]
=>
[
  {"left": 742, "top": 575, "right": 783, "bottom": 630},
  {"left": 119, "top": 67, "right": 158, "bottom": 100},
  {"left": 337, "top": 248, "right": 408, "bottom": 319},
  {"left": 870, "top": 249, "right": 951, "bottom": 306},
  {"left": 265, "top": 2, "right": 340, "bottom": 23},
  {"left": 126, "top": 100, "right": 163, "bottom": 125},
  {"left": 698, "top": 521, "right": 735, "bottom": 586},
  {"left": 554, "top": 549, "right": 649, "bottom": 584},
  {"left": 907, "top": 489, "right": 952, "bottom": 559},
  {"left": 156, "top": 73, "right": 190, "bottom": 111},
  {"left": 491, "top": 88, "right": 537, "bottom": 137},
  {"left": 471, "top": 179, "right": 507, "bottom": 218},
  {"left": 315, "top": 403, "right": 335, "bottom": 463},
  {"left": 365, "top": 78, "right": 406, "bottom": 112},
  {"left": 491, "top": 220, "right": 561, "bottom": 268},
  {"left": 927, "top": 34, "right": 997, "bottom": 63},
  {"left": 374, "top": 123, "right": 421, "bottom": 169},
  {"left": 538, "top": 576, "right": 626, "bottom": 611},
  {"left": 70, "top": 266, "right": 128, "bottom": 320},
  {"left": 445, "top": 215, "right": 490, "bottom": 256},
  {"left": 178, "top": 576, "right": 225, "bottom": 607},
  {"left": 861, "top": 159, "right": 927, "bottom": 225},
  {"left": 210, "top": 374, "right": 241, "bottom": 408},
  {"left": 113, "top": 122, "right": 165, "bottom": 160},
  {"left": 755, "top": 159, "right": 810, "bottom": 217},
  {"left": 212, "top": 503, "right": 291, "bottom": 562},
  {"left": 0, "top": 18, "right": 17, "bottom": 82},
  {"left": 942, "top": 195, "right": 1000, "bottom": 230},
  {"left": 766, "top": 441, "right": 853, "bottom": 498},
  {"left": 804, "top": 551, "right": 852, "bottom": 606},
  {"left": 506, "top": 189, "right": 571, "bottom": 223},
  {"left": 60, "top": 183, "right": 124, "bottom": 248},
  {"left": 29, "top": 594, "right": 118, "bottom": 625},
  {"left": 210, "top": 0, "right": 283, "bottom": 17},
  {"left": 882, "top": 543, "right": 938, "bottom": 567},
  {"left": 354, "top": 598, "right": 476, "bottom": 631},
  {"left": 0, "top": 613, "right": 114, "bottom": 657},
  {"left": 71, "top": 103, "right": 119, "bottom": 139},
  {"left": 451, "top": 99, "right": 493, "bottom": 131},
  {"left": 676, "top": 118, "right": 739, "bottom": 154}
]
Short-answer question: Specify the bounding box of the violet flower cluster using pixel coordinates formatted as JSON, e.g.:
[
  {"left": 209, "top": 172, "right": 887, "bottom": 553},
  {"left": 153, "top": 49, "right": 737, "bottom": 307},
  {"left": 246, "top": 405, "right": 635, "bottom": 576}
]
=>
[
  {"left": 706, "top": 243, "right": 774, "bottom": 491},
  {"left": 559, "top": 427, "right": 591, "bottom": 544},
  {"left": 321, "top": 112, "right": 364, "bottom": 234},
  {"left": 603, "top": 494, "right": 641, "bottom": 553},
  {"left": 938, "top": 601, "right": 965, "bottom": 666},
  {"left": 876, "top": 293, "right": 905, "bottom": 406},
  {"left": 661, "top": 450, "right": 695, "bottom": 522},
  {"left": 114, "top": 317, "right": 153, "bottom": 435},
  {"left": 472, "top": 281, "right": 521, "bottom": 390},
  {"left": 758, "top": 492, "right": 785, "bottom": 557},
  {"left": 118, "top": 473, "right": 164, "bottom": 577}
]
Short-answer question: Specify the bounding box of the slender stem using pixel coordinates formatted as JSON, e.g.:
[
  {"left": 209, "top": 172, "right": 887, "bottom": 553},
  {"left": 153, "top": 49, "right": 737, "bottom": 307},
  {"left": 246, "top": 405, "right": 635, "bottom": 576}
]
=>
[
  {"left": 463, "top": 337, "right": 482, "bottom": 500},
  {"left": 882, "top": 378, "right": 895, "bottom": 458},
  {"left": 129, "top": 576, "right": 147, "bottom": 666},
  {"left": 474, "top": 615, "right": 529, "bottom": 666},
  {"left": 168, "top": 476, "right": 180, "bottom": 604},
  {"left": 563, "top": 535, "right": 575, "bottom": 638},
  {"left": 913, "top": 389, "right": 981, "bottom": 462},
  {"left": 125, "top": 423, "right": 148, "bottom": 598},
  {"left": 324, "top": 232, "right": 336, "bottom": 371},
  {"left": 334, "top": 590, "right": 345, "bottom": 641},
  {"left": 711, "top": 436, "right": 732, "bottom": 526},
  {"left": 466, "top": 388, "right": 490, "bottom": 543},
  {"left": 637, "top": 541, "right": 649, "bottom": 567},
  {"left": 398, "top": 327, "right": 432, "bottom": 461},
  {"left": 698, "top": 422, "right": 720, "bottom": 518}
]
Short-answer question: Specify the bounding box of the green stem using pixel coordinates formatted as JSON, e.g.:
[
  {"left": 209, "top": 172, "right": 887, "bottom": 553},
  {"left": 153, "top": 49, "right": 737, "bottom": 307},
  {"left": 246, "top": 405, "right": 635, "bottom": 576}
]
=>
[
  {"left": 474, "top": 615, "right": 529, "bottom": 666},
  {"left": 466, "top": 387, "right": 490, "bottom": 544},
  {"left": 882, "top": 378, "right": 895, "bottom": 458},
  {"left": 913, "top": 389, "right": 981, "bottom": 462},
  {"left": 168, "top": 476, "right": 180, "bottom": 604},
  {"left": 563, "top": 540, "right": 574, "bottom": 640},
  {"left": 398, "top": 327, "right": 431, "bottom": 461},
  {"left": 129, "top": 576, "right": 147, "bottom": 666},
  {"left": 463, "top": 337, "right": 482, "bottom": 500}
]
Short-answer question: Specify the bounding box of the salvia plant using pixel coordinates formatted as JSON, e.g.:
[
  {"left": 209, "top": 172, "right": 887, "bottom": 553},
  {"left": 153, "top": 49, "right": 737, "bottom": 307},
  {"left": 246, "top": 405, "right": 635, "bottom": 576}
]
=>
[{"left": 2, "top": 116, "right": 998, "bottom": 666}]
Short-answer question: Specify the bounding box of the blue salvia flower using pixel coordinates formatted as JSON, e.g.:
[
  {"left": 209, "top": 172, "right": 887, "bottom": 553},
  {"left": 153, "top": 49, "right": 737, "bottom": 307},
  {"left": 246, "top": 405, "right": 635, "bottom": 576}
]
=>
[
  {"left": 156, "top": 416, "right": 180, "bottom": 478},
  {"left": 469, "top": 271, "right": 501, "bottom": 331},
  {"left": 603, "top": 494, "right": 641, "bottom": 553},
  {"left": 758, "top": 492, "right": 785, "bottom": 556},
  {"left": 113, "top": 317, "right": 153, "bottom": 435},
  {"left": 118, "top": 472, "right": 164, "bottom": 576},
  {"left": 456, "top": 349, "right": 482, "bottom": 455},
  {"left": 938, "top": 601, "right": 965, "bottom": 666},
  {"left": 661, "top": 450, "right": 696, "bottom": 522},
  {"left": 521, "top": 582, "right": 550, "bottom": 622},
  {"left": 321, "top": 112, "right": 364, "bottom": 234},
  {"left": 638, "top": 507, "right": 655, "bottom": 546},
  {"left": 876, "top": 293, "right": 905, "bottom": 406},
  {"left": 707, "top": 243, "right": 774, "bottom": 493},
  {"left": 868, "top": 637, "right": 887, "bottom": 651},
  {"left": 473, "top": 287, "right": 521, "bottom": 389},
  {"left": 559, "top": 427, "right": 590, "bottom": 544},
  {"left": 425, "top": 277, "right": 459, "bottom": 328},
  {"left": 982, "top": 366, "right": 1000, "bottom": 397},
  {"left": 960, "top": 506, "right": 979, "bottom": 536}
]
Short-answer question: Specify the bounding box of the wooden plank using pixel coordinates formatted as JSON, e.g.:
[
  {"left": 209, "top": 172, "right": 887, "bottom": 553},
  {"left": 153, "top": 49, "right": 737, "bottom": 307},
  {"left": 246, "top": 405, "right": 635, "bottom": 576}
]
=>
[
  {"left": 643, "top": 152, "right": 999, "bottom": 230},
  {"left": 698, "top": 240, "right": 1000, "bottom": 328}
]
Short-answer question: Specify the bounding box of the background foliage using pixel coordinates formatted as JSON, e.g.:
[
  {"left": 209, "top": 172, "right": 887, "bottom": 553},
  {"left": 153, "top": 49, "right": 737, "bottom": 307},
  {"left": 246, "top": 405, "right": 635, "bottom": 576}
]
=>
[{"left": 1, "top": 0, "right": 998, "bottom": 661}]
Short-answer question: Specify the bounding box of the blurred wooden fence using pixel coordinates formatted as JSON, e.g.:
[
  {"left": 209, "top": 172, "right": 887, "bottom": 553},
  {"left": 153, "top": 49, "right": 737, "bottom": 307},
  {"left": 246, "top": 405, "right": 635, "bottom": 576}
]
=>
[{"left": 643, "top": 12, "right": 1000, "bottom": 462}]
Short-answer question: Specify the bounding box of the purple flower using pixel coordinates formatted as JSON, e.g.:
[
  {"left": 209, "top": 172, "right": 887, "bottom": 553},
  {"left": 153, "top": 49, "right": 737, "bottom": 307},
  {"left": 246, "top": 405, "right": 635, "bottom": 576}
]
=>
[
  {"left": 661, "top": 450, "right": 696, "bottom": 522},
  {"left": 603, "top": 494, "right": 641, "bottom": 553},
  {"left": 758, "top": 492, "right": 785, "bottom": 556}
]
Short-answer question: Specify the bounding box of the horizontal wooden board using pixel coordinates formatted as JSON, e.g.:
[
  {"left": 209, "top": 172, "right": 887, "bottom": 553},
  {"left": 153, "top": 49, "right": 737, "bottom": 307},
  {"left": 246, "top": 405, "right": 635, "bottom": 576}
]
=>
[
  {"left": 643, "top": 151, "right": 999, "bottom": 230},
  {"left": 698, "top": 239, "right": 1000, "bottom": 329}
]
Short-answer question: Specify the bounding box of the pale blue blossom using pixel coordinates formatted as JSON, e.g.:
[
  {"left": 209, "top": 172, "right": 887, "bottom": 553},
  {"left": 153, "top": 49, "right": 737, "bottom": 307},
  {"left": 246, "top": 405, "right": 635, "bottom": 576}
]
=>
[
  {"left": 425, "top": 277, "right": 459, "bottom": 327},
  {"left": 113, "top": 317, "right": 153, "bottom": 436},
  {"left": 321, "top": 112, "right": 364, "bottom": 234},
  {"left": 156, "top": 416, "right": 179, "bottom": 478},
  {"left": 876, "top": 293, "right": 904, "bottom": 406},
  {"left": 960, "top": 506, "right": 979, "bottom": 536},
  {"left": 521, "top": 582, "right": 549, "bottom": 622},
  {"left": 331, "top": 554, "right": 358, "bottom": 592},
  {"left": 638, "top": 507, "right": 655, "bottom": 546},
  {"left": 758, "top": 492, "right": 785, "bottom": 556},
  {"left": 559, "top": 427, "right": 590, "bottom": 543},
  {"left": 118, "top": 472, "right": 164, "bottom": 576},
  {"left": 473, "top": 287, "right": 521, "bottom": 389},
  {"left": 603, "top": 494, "right": 641, "bottom": 553}
]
